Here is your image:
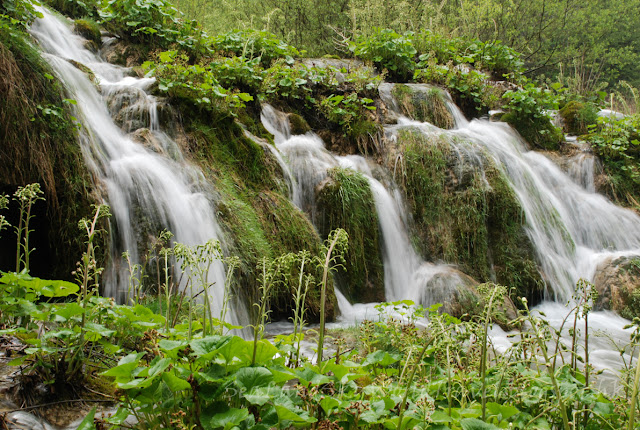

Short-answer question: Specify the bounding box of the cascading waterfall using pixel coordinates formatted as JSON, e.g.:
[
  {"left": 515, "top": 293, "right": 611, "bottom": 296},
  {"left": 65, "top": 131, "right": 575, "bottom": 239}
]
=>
[
  {"left": 381, "top": 83, "right": 640, "bottom": 378},
  {"left": 261, "top": 104, "right": 472, "bottom": 313},
  {"left": 29, "top": 8, "right": 246, "bottom": 325},
  {"left": 385, "top": 95, "right": 640, "bottom": 301}
]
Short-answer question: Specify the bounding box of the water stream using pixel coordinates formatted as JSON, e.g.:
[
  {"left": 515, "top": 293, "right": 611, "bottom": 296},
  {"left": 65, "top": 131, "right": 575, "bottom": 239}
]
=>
[
  {"left": 29, "top": 8, "right": 246, "bottom": 325},
  {"left": 262, "top": 84, "right": 640, "bottom": 382},
  {"left": 14, "top": 9, "right": 640, "bottom": 419}
]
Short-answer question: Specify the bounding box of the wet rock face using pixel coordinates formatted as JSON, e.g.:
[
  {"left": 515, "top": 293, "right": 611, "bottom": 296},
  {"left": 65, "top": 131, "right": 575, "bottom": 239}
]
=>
[
  {"left": 593, "top": 255, "right": 640, "bottom": 317},
  {"left": 100, "top": 39, "right": 144, "bottom": 67}
]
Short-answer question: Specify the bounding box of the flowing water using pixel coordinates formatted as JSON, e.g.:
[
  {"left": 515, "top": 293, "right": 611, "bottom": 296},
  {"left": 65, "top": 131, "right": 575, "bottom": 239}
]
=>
[
  {"left": 29, "top": 9, "right": 246, "bottom": 324},
  {"left": 19, "top": 8, "right": 640, "bottom": 408},
  {"left": 262, "top": 84, "right": 640, "bottom": 381},
  {"left": 261, "top": 105, "right": 468, "bottom": 309}
]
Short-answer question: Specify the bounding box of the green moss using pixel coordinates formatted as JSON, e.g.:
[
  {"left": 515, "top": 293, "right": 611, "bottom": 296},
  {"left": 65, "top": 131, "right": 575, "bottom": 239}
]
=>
[
  {"left": 502, "top": 112, "right": 564, "bottom": 151},
  {"left": 74, "top": 19, "right": 101, "bottom": 45},
  {"left": 184, "top": 117, "right": 336, "bottom": 321},
  {"left": 392, "top": 84, "right": 454, "bottom": 129},
  {"left": 316, "top": 167, "right": 385, "bottom": 303},
  {"left": 0, "top": 29, "right": 96, "bottom": 280},
  {"left": 559, "top": 100, "right": 598, "bottom": 135},
  {"left": 288, "top": 113, "right": 311, "bottom": 135},
  {"left": 396, "top": 129, "right": 543, "bottom": 302}
]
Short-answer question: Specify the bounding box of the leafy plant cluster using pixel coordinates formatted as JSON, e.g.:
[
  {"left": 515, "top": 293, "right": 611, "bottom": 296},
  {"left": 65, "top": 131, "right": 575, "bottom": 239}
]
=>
[
  {"left": 501, "top": 83, "right": 564, "bottom": 150},
  {"left": 1, "top": 185, "right": 640, "bottom": 430},
  {"left": 586, "top": 113, "right": 640, "bottom": 206}
]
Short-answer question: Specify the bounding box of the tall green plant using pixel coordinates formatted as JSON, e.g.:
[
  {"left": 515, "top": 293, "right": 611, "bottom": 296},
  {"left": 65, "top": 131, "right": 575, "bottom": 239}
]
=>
[
  {"left": 316, "top": 228, "right": 348, "bottom": 364},
  {"left": 13, "top": 183, "right": 44, "bottom": 273}
]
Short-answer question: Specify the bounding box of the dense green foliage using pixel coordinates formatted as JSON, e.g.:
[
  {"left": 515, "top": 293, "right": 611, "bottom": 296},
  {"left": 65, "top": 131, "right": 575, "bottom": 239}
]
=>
[
  {"left": 316, "top": 167, "right": 384, "bottom": 303},
  {"left": 395, "top": 130, "right": 544, "bottom": 302}
]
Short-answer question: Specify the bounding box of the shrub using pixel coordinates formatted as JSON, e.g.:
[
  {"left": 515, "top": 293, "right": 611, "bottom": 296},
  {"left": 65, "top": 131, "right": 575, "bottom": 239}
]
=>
[
  {"left": 559, "top": 100, "right": 599, "bottom": 135},
  {"left": 349, "top": 28, "right": 416, "bottom": 82},
  {"left": 501, "top": 83, "right": 563, "bottom": 150},
  {"left": 213, "top": 29, "right": 299, "bottom": 68}
]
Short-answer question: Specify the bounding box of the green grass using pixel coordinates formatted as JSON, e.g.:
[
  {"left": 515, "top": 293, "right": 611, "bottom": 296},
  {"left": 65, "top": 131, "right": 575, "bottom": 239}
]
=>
[{"left": 316, "top": 167, "right": 385, "bottom": 303}]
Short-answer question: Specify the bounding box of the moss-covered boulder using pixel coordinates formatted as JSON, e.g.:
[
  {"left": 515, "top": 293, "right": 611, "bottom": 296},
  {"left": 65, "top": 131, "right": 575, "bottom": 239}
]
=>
[
  {"left": 74, "top": 19, "right": 101, "bottom": 45},
  {"left": 593, "top": 255, "right": 640, "bottom": 319},
  {"left": 316, "top": 167, "right": 385, "bottom": 303},
  {"left": 391, "top": 84, "right": 454, "bottom": 129},
  {"left": 391, "top": 129, "right": 544, "bottom": 304},
  {"left": 501, "top": 112, "right": 564, "bottom": 151},
  {"left": 559, "top": 101, "right": 598, "bottom": 135}
]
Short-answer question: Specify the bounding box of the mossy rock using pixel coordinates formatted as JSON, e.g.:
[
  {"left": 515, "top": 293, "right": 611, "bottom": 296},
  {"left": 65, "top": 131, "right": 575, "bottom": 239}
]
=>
[
  {"left": 559, "top": 100, "right": 598, "bottom": 135},
  {"left": 288, "top": 113, "right": 311, "bottom": 135},
  {"left": 392, "top": 84, "right": 454, "bottom": 129},
  {"left": 74, "top": 19, "right": 101, "bottom": 45},
  {"left": 593, "top": 255, "right": 640, "bottom": 319},
  {"left": 392, "top": 129, "right": 544, "bottom": 304},
  {"left": 316, "top": 167, "right": 385, "bottom": 303},
  {"left": 0, "top": 30, "right": 97, "bottom": 280},
  {"left": 183, "top": 116, "right": 336, "bottom": 321},
  {"left": 502, "top": 112, "right": 564, "bottom": 151}
]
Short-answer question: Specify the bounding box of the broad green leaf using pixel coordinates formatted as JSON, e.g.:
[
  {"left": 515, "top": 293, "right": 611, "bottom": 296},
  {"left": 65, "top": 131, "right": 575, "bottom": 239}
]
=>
[
  {"left": 275, "top": 405, "right": 317, "bottom": 424},
  {"left": 191, "top": 335, "right": 232, "bottom": 360},
  {"left": 101, "top": 352, "right": 144, "bottom": 378},
  {"left": 362, "top": 350, "right": 401, "bottom": 367},
  {"left": 210, "top": 407, "right": 248, "bottom": 429},
  {"left": 237, "top": 92, "right": 253, "bottom": 102},
  {"left": 461, "top": 418, "right": 500, "bottom": 430},
  {"left": 52, "top": 302, "right": 84, "bottom": 322},
  {"left": 234, "top": 367, "right": 273, "bottom": 391},
  {"left": 486, "top": 402, "right": 519, "bottom": 420},
  {"left": 162, "top": 369, "right": 191, "bottom": 391},
  {"left": 76, "top": 407, "right": 96, "bottom": 430},
  {"left": 40, "top": 280, "right": 79, "bottom": 297}
]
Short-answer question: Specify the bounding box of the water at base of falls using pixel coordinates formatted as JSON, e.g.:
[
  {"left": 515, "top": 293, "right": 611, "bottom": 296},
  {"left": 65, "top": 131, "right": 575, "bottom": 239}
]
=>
[
  {"left": 261, "top": 82, "right": 640, "bottom": 382},
  {"left": 29, "top": 8, "right": 247, "bottom": 325}
]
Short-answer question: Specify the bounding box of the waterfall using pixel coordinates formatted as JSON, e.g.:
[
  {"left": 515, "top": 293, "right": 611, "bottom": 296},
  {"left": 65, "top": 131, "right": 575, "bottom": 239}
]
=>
[
  {"left": 30, "top": 8, "right": 246, "bottom": 324},
  {"left": 261, "top": 104, "right": 472, "bottom": 310},
  {"left": 384, "top": 90, "right": 640, "bottom": 301}
]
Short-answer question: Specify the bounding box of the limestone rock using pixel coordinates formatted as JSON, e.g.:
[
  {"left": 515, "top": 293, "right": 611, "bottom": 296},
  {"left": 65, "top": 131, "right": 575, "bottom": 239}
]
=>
[{"left": 593, "top": 255, "right": 640, "bottom": 315}]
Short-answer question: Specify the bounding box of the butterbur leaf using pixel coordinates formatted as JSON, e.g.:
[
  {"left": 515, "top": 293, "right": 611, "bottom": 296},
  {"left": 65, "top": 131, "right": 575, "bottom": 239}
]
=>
[
  {"left": 101, "top": 352, "right": 144, "bottom": 378},
  {"left": 40, "top": 280, "right": 79, "bottom": 297},
  {"left": 190, "top": 335, "right": 231, "bottom": 359},
  {"left": 234, "top": 367, "right": 273, "bottom": 391},
  {"left": 461, "top": 418, "right": 500, "bottom": 430},
  {"left": 77, "top": 407, "right": 96, "bottom": 430},
  {"left": 210, "top": 408, "right": 248, "bottom": 429},
  {"left": 162, "top": 370, "right": 191, "bottom": 391},
  {"left": 486, "top": 402, "right": 519, "bottom": 420},
  {"left": 275, "top": 405, "right": 317, "bottom": 424},
  {"left": 362, "top": 350, "right": 401, "bottom": 367}
]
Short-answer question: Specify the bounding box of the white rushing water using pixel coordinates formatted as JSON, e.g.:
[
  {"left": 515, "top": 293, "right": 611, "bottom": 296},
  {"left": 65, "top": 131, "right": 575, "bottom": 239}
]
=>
[
  {"left": 385, "top": 95, "right": 640, "bottom": 302},
  {"left": 29, "top": 8, "right": 246, "bottom": 324},
  {"left": 261, "top": 104, "right": 475, "bottom": 309},
  {"left": 380, "top": 83, "right": 640, "bottom": 379}
]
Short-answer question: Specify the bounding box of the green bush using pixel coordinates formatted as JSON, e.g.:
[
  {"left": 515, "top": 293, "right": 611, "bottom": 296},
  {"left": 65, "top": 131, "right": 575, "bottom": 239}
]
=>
[
  {"left": 559, "top": 100, "right": 599, "bottom": 135},
  {"left": 415, "top": 32, "right": 524, "bottom": 81},
  {"left": 501, "top": 83, "right": 563, "bottom": 150},
  {"left": 143, "top": 51, "right": 253, "bottom": 114},
  {"left": 349, "top": 28, "right": 417, "bottom": 82},
  {"left": 213, "top": 29, "right": 299, "bottom": 68},
  {"left": 44, "top": 0, "right": 100, "bottom": 19},
  {"left": 100, "top": 0, "right": 209, "bottom": 55}
]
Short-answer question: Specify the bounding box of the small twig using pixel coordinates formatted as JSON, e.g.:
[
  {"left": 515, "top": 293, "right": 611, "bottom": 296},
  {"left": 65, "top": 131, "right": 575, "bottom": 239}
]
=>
[{"left": 2, "top": 398, "right": 113, "bottom": 413}]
